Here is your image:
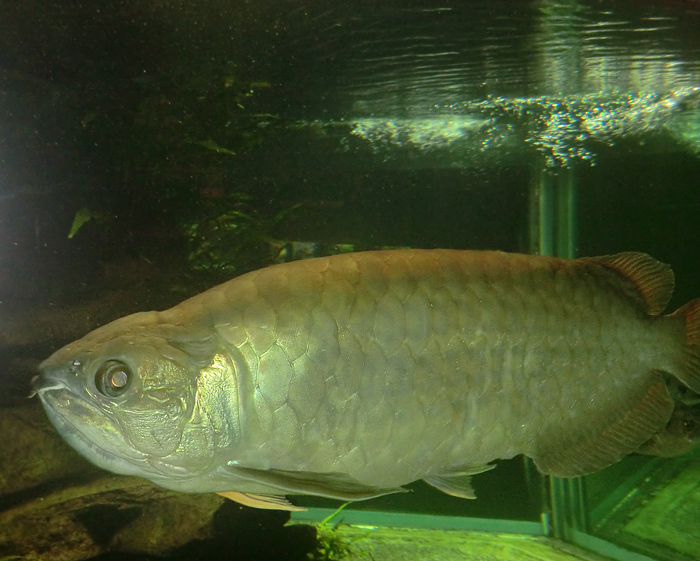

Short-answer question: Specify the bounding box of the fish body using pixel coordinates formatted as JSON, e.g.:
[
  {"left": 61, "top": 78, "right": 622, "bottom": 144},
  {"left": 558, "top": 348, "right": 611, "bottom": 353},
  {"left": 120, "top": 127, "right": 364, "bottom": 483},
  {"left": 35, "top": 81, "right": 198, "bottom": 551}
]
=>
[{"left": 34, "top": 250, "right": 700, "bottom": 508}]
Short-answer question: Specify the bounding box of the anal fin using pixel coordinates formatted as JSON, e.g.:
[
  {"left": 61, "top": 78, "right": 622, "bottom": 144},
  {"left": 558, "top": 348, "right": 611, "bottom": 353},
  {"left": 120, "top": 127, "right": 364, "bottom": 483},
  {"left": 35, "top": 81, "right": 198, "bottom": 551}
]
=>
[
  {"left": 533, "top": 375, "right": 673, "bottom": 477},
  {"left": 671, "top": 298, "right": 700, "bottom": 395}
]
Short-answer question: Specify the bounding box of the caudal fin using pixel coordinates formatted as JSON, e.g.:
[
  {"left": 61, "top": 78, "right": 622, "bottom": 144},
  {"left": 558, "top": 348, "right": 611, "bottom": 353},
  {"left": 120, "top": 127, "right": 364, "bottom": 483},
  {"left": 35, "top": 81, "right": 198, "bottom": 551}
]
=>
[{"left": 671, "top": 298, "right": 700, "bottom": 395}]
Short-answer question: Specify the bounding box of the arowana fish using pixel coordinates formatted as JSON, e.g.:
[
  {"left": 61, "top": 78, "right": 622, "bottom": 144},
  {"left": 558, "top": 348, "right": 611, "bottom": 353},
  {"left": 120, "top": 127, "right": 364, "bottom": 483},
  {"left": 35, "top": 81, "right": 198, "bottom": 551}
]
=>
[{"left": 32, "top": 250, "right": 700, "bottom": 510}]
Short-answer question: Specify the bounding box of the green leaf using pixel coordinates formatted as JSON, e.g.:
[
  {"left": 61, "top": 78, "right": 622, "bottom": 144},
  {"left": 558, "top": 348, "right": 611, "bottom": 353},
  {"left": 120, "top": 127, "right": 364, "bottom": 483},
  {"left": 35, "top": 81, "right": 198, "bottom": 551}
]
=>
[
  {"left": 68, "top": 207, "right": 94, "bottom": 239},
  {"left": 190, "top": 139, "right": 237, "bottom": 156}
]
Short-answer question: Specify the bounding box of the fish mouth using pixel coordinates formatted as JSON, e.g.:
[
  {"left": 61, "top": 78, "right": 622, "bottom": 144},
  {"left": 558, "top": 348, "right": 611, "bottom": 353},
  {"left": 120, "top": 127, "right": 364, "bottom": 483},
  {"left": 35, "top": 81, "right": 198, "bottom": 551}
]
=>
[
  {"left": 32, "top": 372, "right": 153, "bottom": 478},
  {"left": 31, "top": 373, "right": 64, "bottom": 394}
]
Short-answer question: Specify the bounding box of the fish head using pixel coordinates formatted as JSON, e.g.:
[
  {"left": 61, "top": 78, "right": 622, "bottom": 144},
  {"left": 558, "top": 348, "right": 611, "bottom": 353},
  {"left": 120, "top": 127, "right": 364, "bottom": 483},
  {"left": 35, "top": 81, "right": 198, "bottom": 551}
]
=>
[{"left": 33, "top": 311, "right": 232, "bottom": 484}]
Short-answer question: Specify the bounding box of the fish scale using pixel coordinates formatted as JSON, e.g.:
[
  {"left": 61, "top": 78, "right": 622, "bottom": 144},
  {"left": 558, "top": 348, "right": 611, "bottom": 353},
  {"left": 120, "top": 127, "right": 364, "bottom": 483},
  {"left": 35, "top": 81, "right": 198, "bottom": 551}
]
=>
[{"left": 33, "top": 249, "right": 700, "bottom": 509}]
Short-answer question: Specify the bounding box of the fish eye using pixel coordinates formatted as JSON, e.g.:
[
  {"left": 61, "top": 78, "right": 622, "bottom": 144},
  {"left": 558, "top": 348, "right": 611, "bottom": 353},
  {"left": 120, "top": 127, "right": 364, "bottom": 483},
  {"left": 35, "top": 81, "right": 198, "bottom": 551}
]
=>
[{"left": 95, "top": 361, "right": 132, "bottom": 398}]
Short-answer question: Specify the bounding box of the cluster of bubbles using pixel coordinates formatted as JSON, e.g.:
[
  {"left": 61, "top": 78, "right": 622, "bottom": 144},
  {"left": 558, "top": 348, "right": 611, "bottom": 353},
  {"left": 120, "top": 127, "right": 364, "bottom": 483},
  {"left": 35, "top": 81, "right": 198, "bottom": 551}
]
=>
[{"left": 349, "top": 86, "right": 700, "bottom": 168}]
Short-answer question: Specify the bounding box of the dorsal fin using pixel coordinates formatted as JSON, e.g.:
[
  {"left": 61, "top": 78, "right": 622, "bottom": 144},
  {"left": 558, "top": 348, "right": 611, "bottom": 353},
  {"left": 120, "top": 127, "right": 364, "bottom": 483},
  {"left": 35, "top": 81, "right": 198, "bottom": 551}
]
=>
[{"left": 582, "top": 252, "right": 674, "bottom": 316}]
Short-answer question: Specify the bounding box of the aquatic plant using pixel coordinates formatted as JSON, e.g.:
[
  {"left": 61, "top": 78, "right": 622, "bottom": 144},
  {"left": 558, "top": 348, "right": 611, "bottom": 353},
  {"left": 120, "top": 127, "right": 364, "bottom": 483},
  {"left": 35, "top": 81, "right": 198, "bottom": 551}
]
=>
[
  {"left": 308, "top": 504, "right": 354, "bottom": 561},
  {"left": 185, "top": 191, "right": 300, "bottom": 274}
]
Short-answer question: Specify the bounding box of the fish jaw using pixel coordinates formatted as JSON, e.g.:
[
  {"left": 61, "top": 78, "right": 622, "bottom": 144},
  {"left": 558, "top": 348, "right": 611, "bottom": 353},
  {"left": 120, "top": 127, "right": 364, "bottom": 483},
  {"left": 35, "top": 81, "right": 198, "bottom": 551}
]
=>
[{"left": 32, "top": 368, "right": 153, "bottom": 478}]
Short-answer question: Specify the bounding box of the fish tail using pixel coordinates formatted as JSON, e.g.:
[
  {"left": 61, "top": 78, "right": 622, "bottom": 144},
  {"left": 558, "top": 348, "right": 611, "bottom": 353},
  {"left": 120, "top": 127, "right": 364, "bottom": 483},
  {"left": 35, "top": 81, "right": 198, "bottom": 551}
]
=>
[{"left": 671, "top": 298, "right": 700, "bottom": 395}]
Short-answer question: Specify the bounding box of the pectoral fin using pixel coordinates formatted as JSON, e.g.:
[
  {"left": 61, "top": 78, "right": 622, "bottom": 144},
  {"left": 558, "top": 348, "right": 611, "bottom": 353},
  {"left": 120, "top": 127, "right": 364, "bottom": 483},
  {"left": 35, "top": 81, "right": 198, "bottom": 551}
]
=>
[
  {"left": 224, "top": 465, "right": 407, "bottom": 502},
  {"left": 217, "top": 491, "right": 306, "bottom": 511}
]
